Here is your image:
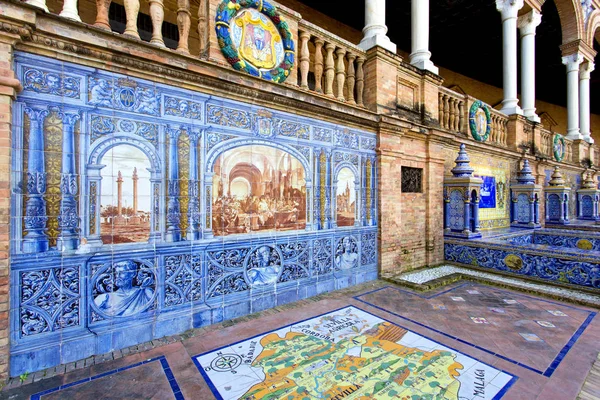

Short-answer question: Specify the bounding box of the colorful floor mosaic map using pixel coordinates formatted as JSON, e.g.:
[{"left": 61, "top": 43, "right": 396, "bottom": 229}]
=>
[{"left": 194, "top": 306, "right": 516, "bottom": 399}]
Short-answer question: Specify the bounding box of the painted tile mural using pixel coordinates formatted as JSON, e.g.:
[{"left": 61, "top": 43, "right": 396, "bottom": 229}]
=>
[
  {"left": 194, "top": 306, "right": 516, "bottom": 400},
  {"left": 443, "top": 148, "right": 510, "bottom": 229},
  {"left": 10, "top": 53, "right": 378, "bottom": 376}
]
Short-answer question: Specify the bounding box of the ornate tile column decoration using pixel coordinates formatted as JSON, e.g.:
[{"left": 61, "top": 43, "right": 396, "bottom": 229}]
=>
[
  {"left": 314, "top": 149, "right": 322, "bottom": 230},
  {"left": 443, "top": 144, "right": 483, "bottom": 239},
  {"left": 23, "top": 106, "right": 50, "bottom": 253},
  {"left": 577, "top": 171, "right": 600, "bottom": 220},
  {"left": 187, "top": 129, "right": 202, "bottom": 240},
  {"left": 510, "top": 159, "right": 542, "bottom": 228},
  {"left": 545, "top": 166, "right": 571, "bottom": 224},
  {"left": 165, "top": 126, "right": 182, "bottom": 242},
  {"left": 324, "top": 149, "right": 333, "bottom": 229},
  {"left": 56, "top": 109, "right": 81, "bottom": 250},
  {"left": 369, "top": 155, "right": 377, "bottom": 226}
]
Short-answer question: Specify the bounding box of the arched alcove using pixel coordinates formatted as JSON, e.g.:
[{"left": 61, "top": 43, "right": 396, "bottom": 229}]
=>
[{"left": 99, "top": 145, "right": 152, "bottom": 244}]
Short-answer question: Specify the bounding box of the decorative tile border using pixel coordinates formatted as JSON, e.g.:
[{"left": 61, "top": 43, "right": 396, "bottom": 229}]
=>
[
  {"left": 354, "top": 284, "right": 596, "bottom": 377},
  {"left": 30, "top": 356, "right": 184, "bottom": 400}
]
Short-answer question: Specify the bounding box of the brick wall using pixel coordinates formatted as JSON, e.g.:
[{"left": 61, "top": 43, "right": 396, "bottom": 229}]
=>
[
  {"left": 0, "top": 33, "right": 20, "bottom": 381},
  {"left": 378, "top": 125, "right": 445, "bottom": 277}
]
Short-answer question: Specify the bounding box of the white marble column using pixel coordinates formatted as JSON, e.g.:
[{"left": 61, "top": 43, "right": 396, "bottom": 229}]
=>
[
  {"left": 496, "top": 0, "right": 524, "bottom": 116},
  {"left": 358, "top": 0, "right": 396, "bottom": 53},
  {"left": 562, "top": 53, "right": 584, "bottom": 140},
  {"left": 517, "top": 10, "right": 541, "bottom": 122},
  {"left": 580, "top": 61, "right": 595, "bottom": 143},
  {"left": 410, "top": 0, "right": 438, "bottom": 74}
]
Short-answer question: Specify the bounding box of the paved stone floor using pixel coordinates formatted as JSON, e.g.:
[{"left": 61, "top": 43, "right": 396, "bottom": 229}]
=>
[{"left": 2, "top": 280, "right": 600, "bottom": 399}]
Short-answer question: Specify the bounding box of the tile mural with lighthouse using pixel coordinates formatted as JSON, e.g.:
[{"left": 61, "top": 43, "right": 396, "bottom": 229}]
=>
[{"left": 8, "top": 53, "right": 378, "bottom": 376}]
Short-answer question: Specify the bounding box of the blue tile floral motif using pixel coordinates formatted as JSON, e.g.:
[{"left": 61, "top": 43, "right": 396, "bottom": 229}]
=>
[
  {"left": 516, "top": 193, "right": 530, "bottom": 223},
  {"left": 164, "top": 254, "right": 203, "bottom": 307},
  {"left": 20, "top": 266, "right": 80, "bottom": 337},
  {"left": 582, "top": 195, "right": 594, "bottom": 218},
  {"left": 9, "top": 52, "right": 378, "bottom": 377},
  {"left": 88, "top": 77, "right": 160, "bottom": 116},
  {"left": 449, "top": 190, "right": 465, "bottom": 231},
  {"left": 548, "top": 194, "right": 561, "bottom": 220},
  {"left": 164, "top": 96, "right": 203, "bottom": 120},
  {"left": 445, "top": 238, "right": 600, "bottom": 289},
  {"left": 22, "top": 67, "right": 81, "bottom": 98}
]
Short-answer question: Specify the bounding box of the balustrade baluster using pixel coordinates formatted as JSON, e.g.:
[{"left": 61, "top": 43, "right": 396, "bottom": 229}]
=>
[
  {"left": 443, "top": 96, "right": 449, "bottom": 129},
  {"left": 299, "top": 31, "right": 311, "bottom": 89},
  {"left": 176, "top": 0, "right": 191, "bottom": 54},
  {"left": 448, "top": 98, "right": 456, "bottom": 131},
  {"left": 458, "top": 101, "right": 464, "bottom": 133},
  {"left": 356, "top": 57, "right": 365, "bottom": 106},
  {"left": 60, "top": 0, "right": 82, "bottom": 21},
  {"left": 314, "top": 39, "right": 324, "bottom": 93},
  {"left": 335, "top": 48, "right": 347, "bottom": 101},
  {"left": 94, "top": 0, "right": 111, "bottom": 29},
  {"left": 26, "top": 0, "right": 49, "bottom": 12},
  {"left": 346, "top": 54, "right": 356, "bottom": 104},
  {"left": 198, "top": 0, "right": 208, "bottom": 57},
  {"left": 439, "top": 94, "right": 444, "bottom": 128},
  {"left": 123, "top": 0, "right": 140, "bottom": 39},
  {"left": 149, "top": 0, "right": 166, "bottom": 47},
  {"left": 324, "top": 43, "right": 335, "bottom": 97}
]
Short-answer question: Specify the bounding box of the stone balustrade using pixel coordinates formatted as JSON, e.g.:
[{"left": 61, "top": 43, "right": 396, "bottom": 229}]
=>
[
  {"left": 298, "top": 20, "right": 367, "bottom": 106},
  {"left": 488, "top": 109, "right": 508, "bottom": 147},
  {"left": 438, "top": 87, "right": 465, "bottom": 134},
  {"left": 564, "top": 138, "right": 573, "bottom": 163},
  {"left": 540, "top": 128, "right": 553, "bottom": 158}
]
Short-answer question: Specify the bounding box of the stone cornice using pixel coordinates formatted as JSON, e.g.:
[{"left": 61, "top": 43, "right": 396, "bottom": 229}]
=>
[{"left": 560, "top": 39, "right": 597, "bottom": 61}]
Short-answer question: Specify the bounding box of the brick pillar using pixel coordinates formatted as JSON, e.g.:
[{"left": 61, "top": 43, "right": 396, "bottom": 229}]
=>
[
  {"left": 570, "top": 139, "right": 589, "bottom": 165},
  {"left": 362, "top": 47, "right": 401, "bottom": 114},
  {"left": 424, "top": 136, "right": 445, "bottom": 266},
  {"left": 506, "top": 114, "right": 529, "bottom": 151},
  {"left": 422, "top": 73, "right": 443, "bottom": 125},
  {"left": 0, "top": 33, "right": 21, "bottom": 380},
  {"left": 378, "top": 121, "right": 404, "bottom": 277}
]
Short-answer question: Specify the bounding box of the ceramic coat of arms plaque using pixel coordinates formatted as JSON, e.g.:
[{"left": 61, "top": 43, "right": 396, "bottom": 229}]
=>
[{"left": 216, "top": 0, "right": 295, "bottom": 83}]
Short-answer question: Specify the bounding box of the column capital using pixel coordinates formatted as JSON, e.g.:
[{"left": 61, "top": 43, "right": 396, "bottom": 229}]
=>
[
  {"left": 562, "top": 53, "right": 584, "bottom": 72},
  {"left": 580, "top": 61, "right": 595, "bottom": 80},
  {"left": 496, "top": 0, "right": 524, "bottom": 20},
  {"left": 517, "top": 10, "right": 542, "bottom": 36}
]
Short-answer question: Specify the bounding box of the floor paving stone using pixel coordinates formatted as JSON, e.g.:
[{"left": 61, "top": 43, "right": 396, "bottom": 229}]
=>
[{"left": 0, "top": 279, "right": 599, "bottom": 399}]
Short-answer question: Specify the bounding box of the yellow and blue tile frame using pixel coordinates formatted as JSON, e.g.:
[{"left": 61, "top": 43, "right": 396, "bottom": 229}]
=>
[{"left": 9, "top": 52, "right": 377, "bottom": 377}]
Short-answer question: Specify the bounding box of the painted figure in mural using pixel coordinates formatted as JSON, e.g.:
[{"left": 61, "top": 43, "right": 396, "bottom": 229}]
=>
[
  {"left": 247, "top": 246, "right": 281, "bottom": 285},
  {"left": 93, "top": 260, "right": 154, "bottom": 316},
  {"left": 135, "top": 87, "right": 158, "bottom": 114},
  {"left": 89, "top": 78, "right": 112, "bottom": 106},
  {"left": 335, "top": 237, "right": 358, "bottom": 270}
]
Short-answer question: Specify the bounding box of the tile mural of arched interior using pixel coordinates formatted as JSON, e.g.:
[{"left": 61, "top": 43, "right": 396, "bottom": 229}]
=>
[{"left": 9, "top": 52, "right": 378, "bottom": 376}]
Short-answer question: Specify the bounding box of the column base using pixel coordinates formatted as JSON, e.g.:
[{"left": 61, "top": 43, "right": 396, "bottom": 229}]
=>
[
  {"left": 22, "top": 236, "right": 49, "bottom": 253},
  {"left": 565, "top": 130, "right": 583, "bottom": 140},
  {"left": 186, "top": 229, "right": 202, "bottom": 241},
  {"left": 358, "top": 34, "right": 397, "bottom": 54},
  {"left": 165, "top": 229, "right": 182, "bottom": 242},
  {"left": 583, "top": 135, "right": 595, "bottom": 144},
  {"left": 523, "top": 111, "right": 540, "bottom": 123},
  {"left": 409, "top": 52, "right": 439, "bottom": 74},
  {"left": 56, "top": 234, "right": 80, "bottom": 251},
  {"left": 499, "top": 103, "right": 523, "bottom": 116}
]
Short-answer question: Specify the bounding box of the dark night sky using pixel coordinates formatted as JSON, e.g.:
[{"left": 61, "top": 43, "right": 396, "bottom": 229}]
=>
[{"left": 297, "top": 0, "right": 600, "bottom": 115}]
